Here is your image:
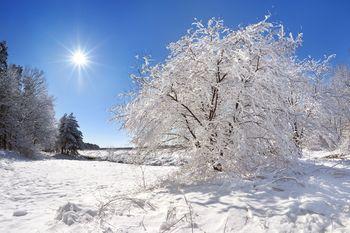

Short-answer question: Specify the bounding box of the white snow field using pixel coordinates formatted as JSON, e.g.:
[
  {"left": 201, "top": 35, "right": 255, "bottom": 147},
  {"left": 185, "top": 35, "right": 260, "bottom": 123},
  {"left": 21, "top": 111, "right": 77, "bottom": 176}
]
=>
[
  {"left": 1, "top": 150, "right": 350, "bottom": 233},
  {"left": 0, "top": 151, "right": 175, "bottom": 233},
  {"left": 79, "top": 149, "right": 187, "bottom": 166}
]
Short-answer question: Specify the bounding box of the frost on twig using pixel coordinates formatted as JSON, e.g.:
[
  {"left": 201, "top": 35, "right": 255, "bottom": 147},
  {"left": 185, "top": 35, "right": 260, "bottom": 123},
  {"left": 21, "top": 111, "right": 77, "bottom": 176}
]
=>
[{"left": 159, "top": 194, "right": 197, "bottom": 233}]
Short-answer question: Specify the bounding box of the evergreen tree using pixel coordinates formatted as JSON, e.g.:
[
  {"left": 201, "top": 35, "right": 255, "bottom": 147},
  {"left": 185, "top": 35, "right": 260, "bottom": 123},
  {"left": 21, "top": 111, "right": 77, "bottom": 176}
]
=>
[{"left": 57, "top": 113, "right": 83, "bottom": 155}]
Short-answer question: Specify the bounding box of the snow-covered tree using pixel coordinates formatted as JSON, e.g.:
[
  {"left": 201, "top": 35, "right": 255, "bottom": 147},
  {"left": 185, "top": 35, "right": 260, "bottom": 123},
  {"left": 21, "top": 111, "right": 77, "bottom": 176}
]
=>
[
  {"left": 318, "top": 65, "right": 350, "bottom": 151},
  {"left": 115, "top": 17, "right": 331, "bottom": 179},
  {"left": 0, "top": 48, "right": 26, "bottom": 152},
  {"left": 0, "top": 41, "right": 10, "bottom": 149},
  {"left": 0, "top": 42, "right": 57, "bottom": 155},
  {"left": 5, "top": 65, "right": 30, "bottom": 152},
  {"left": 20, "top": 68, "right": 57, "bottom": 151},
  {"left": 286, "top": 57, "right": 334, "bottom": 149},
  {"left": 57, "top": 113, "right": 83, "bottom": 155}
]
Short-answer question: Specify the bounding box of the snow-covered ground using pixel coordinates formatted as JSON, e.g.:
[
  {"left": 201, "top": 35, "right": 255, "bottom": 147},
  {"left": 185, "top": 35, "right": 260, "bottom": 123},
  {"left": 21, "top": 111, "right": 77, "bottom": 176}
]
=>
[
  {"left": 1, "top": 150, "right": 350, "bottom": 233},
  {"left": 79, "top": 149, "right": 187, "bottom": 166},
  {"left": 0, "top": 151, "right": 175, "bottom": 233}
]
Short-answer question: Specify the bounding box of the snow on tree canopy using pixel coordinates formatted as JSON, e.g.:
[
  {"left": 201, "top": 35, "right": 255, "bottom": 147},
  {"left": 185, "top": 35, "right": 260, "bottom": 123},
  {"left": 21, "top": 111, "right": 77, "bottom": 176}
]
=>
[
  {"left": 0, "top": 42, "right": 57, "bottom": 155},
  {"left": 115, "top": 16, "right": 331, "bottom": 179}
]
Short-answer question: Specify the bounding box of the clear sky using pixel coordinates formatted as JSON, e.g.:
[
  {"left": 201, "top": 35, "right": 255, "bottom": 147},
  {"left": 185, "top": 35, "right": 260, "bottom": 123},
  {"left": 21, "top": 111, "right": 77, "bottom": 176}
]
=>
[{"left": 1, "top": 0, "right": 349, "bottom": 147}]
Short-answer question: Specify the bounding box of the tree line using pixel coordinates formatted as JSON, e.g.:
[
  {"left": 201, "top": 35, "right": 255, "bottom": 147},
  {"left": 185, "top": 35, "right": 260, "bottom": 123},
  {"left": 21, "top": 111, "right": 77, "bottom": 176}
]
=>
[{"left": 0, "top": 41, "right": 98, "bottom": 156}]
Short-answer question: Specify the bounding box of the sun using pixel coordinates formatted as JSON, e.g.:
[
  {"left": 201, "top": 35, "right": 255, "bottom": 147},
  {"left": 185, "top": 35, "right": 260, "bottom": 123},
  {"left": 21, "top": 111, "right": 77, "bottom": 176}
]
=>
[
  {"left": 71, "top": 50, "right": 88, "bottom": 67},
  {"left": 58, "top": 41, "right": 97, "bottom": 88}
]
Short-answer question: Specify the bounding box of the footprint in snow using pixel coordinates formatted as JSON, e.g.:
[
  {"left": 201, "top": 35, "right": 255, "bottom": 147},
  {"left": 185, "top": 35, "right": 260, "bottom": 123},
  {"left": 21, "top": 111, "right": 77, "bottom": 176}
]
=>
[{"left": 13, "top": 210, "right": 28, "bottom": 217}]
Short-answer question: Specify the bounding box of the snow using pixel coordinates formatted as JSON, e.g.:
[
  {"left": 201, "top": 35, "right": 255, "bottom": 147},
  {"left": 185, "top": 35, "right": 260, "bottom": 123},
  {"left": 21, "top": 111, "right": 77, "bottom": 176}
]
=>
[
  {"left": 0, "top": 151, "right": 175, "bottom": 233},
  {"left": 79, "top": 149, "right": 187, "bottom": 166},
  {"left": 1, "top": 150, "right": 350, "bottom": 232},
  {"left": 13, "top": 210, "right": 28, "bottom": 217},
  {"left": 55, "top": 202, "right": 97, "bottom": 226},
  {"left": 95, "top": 158, "right": 350, "bottom": 233}
]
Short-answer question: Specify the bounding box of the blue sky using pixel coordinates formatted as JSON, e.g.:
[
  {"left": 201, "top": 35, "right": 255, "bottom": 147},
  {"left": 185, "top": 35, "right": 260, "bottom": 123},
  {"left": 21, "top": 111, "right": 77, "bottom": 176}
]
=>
[{"left": 1, "top": 0, "right": 349, "bottom": 147}]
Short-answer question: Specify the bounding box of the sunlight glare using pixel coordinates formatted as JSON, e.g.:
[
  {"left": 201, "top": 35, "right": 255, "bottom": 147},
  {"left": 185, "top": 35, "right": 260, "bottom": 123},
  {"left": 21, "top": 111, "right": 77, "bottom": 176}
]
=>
[{"left": 71, "top": 50, "right": 88, "bottom": 67}]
